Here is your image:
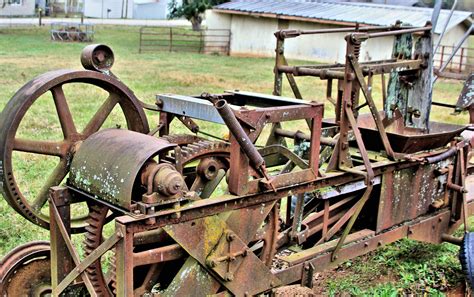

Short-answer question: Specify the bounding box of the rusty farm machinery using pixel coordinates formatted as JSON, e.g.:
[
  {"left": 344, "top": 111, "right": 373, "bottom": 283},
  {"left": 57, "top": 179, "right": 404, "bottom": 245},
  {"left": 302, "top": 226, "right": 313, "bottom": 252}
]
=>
[{"left": 0, "top": 23, "right": 474, "bottom": 296}]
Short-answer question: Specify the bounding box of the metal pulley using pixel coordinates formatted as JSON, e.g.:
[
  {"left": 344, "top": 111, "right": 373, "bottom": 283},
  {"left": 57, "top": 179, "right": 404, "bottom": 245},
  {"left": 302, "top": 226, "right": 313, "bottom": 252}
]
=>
[
  {"left": 81, "top": 44, "right": 115, "bottom": 72},
  {"left": 69, "top": 129, "right": 176, "bottom": 210}
]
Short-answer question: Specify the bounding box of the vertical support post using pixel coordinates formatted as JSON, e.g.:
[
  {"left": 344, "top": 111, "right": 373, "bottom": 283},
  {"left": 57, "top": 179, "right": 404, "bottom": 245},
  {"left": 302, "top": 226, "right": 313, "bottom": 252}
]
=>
[
  {"left": 49, "top": 186, "right": 74, "bottom": 292},
  {"left": 381, "top": 73, "right": 386, "bottom": 107},
  {"left": 169, "top": 27, "right": 173, "bottom": 52},
  {"left": 158, "top": 112, "right": 173, "bottom": 137},
  {"left": 322, "top": 200, "right": 330, "bottom": 242},
  {"left": 199, "top": 30, "right": 204, "bottom": 54},
  {"left": 459, "top": 47, "right": 464, "bottom": 73},
  {"left": 139, "top": 27, "right": 143, "bottom": 54},
  {"left": 115, "top": 222, "right": 134, "bottom": 297},
  {"left": 228, "top": 134, "right": 250, "bottom": 195},
  {"left": 273, "top": 35, "right": 285, "bottom": 96},
  {"left": 309, "top": 107, "right": 322, "bottom": 173},
  {"left": 440, "top": 45, "right": 445, "bottom": 69}
]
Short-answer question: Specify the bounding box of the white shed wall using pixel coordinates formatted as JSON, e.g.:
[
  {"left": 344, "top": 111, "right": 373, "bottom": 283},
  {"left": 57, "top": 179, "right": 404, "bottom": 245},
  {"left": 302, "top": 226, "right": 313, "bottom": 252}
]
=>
[
  {"left": 134, "top": 1, "right": 170, "bottom": 20},
  {"left": 0, "top": 0, "right": 35, "bottom": 16},
  {"left": 207, "top": 10, "right": 469, "bottom": 67},
  {"left": 84, "top": 0, "right": 133, "bottom": 18}
]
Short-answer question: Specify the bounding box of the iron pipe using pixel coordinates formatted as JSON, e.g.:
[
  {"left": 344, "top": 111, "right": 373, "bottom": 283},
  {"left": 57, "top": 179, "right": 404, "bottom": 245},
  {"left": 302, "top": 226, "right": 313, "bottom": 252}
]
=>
[
  {"left": 277, "top": 65, "right": 347, "bottom": 80},
  {"left": 425, "top": 147, "right": 457, "bottom": 164},
  {"left": 274, "top": 128, "right": 336, "bottom": 147},
  {"left": 441, "top": 234, "right": 462, "bottom": 246},
  {"left": 215, "top": 99, "right": 265, "bottom": 169}
]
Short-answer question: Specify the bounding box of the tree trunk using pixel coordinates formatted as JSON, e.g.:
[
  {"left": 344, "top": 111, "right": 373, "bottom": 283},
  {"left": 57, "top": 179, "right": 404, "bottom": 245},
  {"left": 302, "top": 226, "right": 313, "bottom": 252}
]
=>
[{"left": 190, "top": 15, "right": 203, "bottom": 31}]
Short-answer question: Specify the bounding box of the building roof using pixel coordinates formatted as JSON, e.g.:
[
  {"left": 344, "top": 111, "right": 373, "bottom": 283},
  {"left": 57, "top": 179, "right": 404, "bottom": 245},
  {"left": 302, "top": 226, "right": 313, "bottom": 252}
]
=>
[{"left": 214, "top": 0, "right": 473, "bottom": 34}]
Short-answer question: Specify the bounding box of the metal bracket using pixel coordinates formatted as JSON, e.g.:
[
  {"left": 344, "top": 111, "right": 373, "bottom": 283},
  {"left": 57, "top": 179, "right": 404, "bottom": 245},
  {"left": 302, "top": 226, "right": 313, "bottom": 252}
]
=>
[{"left": 301, "top": 262, "right": 315, "bottom": 288}]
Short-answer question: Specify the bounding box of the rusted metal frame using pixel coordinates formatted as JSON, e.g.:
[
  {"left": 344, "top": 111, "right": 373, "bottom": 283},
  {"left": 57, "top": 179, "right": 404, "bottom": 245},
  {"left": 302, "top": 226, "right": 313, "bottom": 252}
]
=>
[
  {"left": 133, "top": 243, "right": 185, "bottom": 267},
  {"left": 273, "top": 128, "right": 336, "bottom": 147},
  {"left": 278, "top": 65, "right": 347, "bottom": 80},
  {"left": 259, "top": 144, "right": 308, "bottom": 169},
  {"left": 275, "top": 25, "right": 418, "bottom": 39},
  {"left": 177, "top": 115, "right": 199, "bottom": 133},
  {"left": 49, "top": 195, "right": 98, "bottom": 296},
  {"left": 444, "top": 165, "right": 454, "bottom": 205},
  {"left": 343, "top": 105, "right": 375, "bottom": 181},
  {"left": 317, "top": 60, "right": 421, "bottom": 76},
  {"left": 381, "top": 73, "right": 387, "bottom": 107},
  {"left": 236, "top": 103, "right": 321, "bottom": 124},
  {"left": 331, "top": 183, "right": 374, "bottom": 261},
  {"left": 114, "top": 160, "right": 425, "bottom": 235},
  {"left": 320, "top": 104, "right": 375, "bottom": 256},
  {"left": 349, "top": 55, "right": 399, "bottom": 160},
  {"left": 273, "top": 36, "right": 284, "bottom": 96},
  {"left": 283, "top": 229, "right": 376, "bottom": 267},
  {"left": 281, "top": 56, "right": 303, "bottom": 99},
  {"left": 215, "top": 99, "right": 274, "bottom": 191},
  {"left": 274, "top": 206, "right": 461, "bottom": 286},
  {"left": 352, "top": 25, "right": 432, "bottom": 40},
  {"left": 326, "top": 79, "right": 336, "bottom": 106},
  {"left": 261, "top": 204, "right": 280, "bottom": 266},
  {"left": 309, "top": 115, "right": 322, "bottom": 174},
  {"left": 290, "top": 194, "right": 305, "bottom": 241},
  {"left": 297, "top": 196, "right": 357, "bottom": 244},
  {"left": 226, "top": 103, "right": 323, "bottom": 193},
  {"left": 49, "top": 187, "right": 74, "bottom": 295},
  {"left": 162, "top": 203, "right": 280, "bottom": 296},
  {"left": 158, "top": 111, "right": 173, "bottom": 137},
  {"left": 315, "top": 190, "right": 366, "bottom": 246},
  {"left": 459, "top": 146, "right": 469, "bottom": 232},
  {"left": 134, "top": 264, "right": 163, "bottom": 296},
  {"left": 55, "top": 232, "right": 122, "bottom": 295},
  {"left": 116, "top": 222, "right": 134, "bottom": 296}
]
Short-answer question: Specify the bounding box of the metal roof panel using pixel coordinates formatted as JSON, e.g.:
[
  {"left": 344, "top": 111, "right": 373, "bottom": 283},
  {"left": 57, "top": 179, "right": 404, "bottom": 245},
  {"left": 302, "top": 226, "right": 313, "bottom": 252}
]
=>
[{"left": 214, "top": 0, "right": 472, "bottom": 33}]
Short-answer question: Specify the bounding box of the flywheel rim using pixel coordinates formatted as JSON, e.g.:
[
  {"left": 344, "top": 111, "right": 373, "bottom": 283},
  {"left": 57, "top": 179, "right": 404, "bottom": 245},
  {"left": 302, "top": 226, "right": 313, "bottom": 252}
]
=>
[
  {"left": 0, "top": 69, "right": 149, "bottom": 233},
  {"left": 0, "top": 241, "right": 52, "bottom": 296}
]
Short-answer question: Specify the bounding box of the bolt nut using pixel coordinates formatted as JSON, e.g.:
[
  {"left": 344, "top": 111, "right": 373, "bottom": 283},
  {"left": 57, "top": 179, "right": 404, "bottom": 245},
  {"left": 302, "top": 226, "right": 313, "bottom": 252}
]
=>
[
  {"left": 226, "top": 231, "right": 236, "bottom": 242},
  {"left": 225, "top": 273, "right": 234, "bottom": 282},
  {"left": 206, "top": 259, "right": 217, "bottom": 268}
]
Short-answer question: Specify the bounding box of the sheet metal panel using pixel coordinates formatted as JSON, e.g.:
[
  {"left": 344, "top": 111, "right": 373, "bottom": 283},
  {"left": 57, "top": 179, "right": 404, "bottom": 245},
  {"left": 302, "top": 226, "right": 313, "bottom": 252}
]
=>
[{"left": 215, "top": 1, "right": 471, "bottom": 34}]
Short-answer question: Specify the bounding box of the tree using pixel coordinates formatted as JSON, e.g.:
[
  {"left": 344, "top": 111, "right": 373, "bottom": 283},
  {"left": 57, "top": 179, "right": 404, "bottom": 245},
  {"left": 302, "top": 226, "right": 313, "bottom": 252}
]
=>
[{"left": 168, "top": 0, "right": 226, "bottom": 31}]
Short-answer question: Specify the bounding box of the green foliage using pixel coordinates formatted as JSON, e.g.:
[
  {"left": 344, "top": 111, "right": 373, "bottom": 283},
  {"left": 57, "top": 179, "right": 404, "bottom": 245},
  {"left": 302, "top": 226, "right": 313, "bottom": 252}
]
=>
[{"left": 168, "top": 0, "right": 226, "bottom": 30}]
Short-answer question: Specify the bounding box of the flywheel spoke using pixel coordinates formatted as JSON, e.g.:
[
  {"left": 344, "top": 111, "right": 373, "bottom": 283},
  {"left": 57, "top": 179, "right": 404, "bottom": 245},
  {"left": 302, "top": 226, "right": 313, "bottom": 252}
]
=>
[
  {"left": 82, "top": 94, "right": 118, "bottom": 136},
  {"left": 51, "top": 86, "right": 77, "bottom": 139},
  {"left": 13, "top": 138, "right": 64, "bottom": 157},
  {"left": 31, "top": 159, "right": 68, "bottom": 211}
]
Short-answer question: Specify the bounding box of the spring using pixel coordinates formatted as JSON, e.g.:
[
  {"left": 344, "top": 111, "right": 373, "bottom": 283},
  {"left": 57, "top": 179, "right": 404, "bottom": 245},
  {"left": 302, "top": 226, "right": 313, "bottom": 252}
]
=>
[{"left": 353, "top": 40, "right": 361, "bottom": 60}]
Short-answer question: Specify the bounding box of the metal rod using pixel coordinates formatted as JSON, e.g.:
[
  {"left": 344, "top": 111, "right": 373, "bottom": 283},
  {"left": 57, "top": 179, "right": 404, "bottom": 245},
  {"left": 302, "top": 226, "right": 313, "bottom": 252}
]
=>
[
  {"left": 441, "top": 233, "right": 463, "bottom": 246},
  {"left": 433, "top": 0, "right": 457, "bottom": 54},
  {"left": 433, "top": 24, "right": 474, "bottom": 84},
  {"left": 276, "top": 25, "right": 415, "bottom": 39},
  {"left": 274, "top": 128, "right": 336, "bottom": 146},
  {"left": 430, "top": 0, "right": 443, "bottom": 35},
  {"left": 215, "top": 99, "right": 275, "bottom": 191},
  {"left": 353, "top": 26, "right": 432, "bottom": 40},
  {"left": 278, "top": 65, "right": 347, "bottom": 80}
]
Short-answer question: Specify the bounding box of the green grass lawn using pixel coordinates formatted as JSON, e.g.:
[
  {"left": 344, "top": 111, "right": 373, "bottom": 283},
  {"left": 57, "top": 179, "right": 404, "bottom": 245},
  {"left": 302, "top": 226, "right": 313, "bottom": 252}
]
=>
[{"left": 0, "top": 25, "right": 471, "bottom": 295}]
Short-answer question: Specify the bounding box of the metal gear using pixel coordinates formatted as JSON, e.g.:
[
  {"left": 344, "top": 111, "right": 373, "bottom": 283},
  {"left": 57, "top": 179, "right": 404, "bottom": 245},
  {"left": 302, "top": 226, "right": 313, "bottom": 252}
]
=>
[{"left": 81, "top": 138, "right": 230, "bottom": 295}]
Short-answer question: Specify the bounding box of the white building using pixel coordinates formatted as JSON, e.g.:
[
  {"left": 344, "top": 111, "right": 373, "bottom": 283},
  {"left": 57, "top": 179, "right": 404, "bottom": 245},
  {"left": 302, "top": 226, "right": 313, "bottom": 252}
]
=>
[
  {"left": 207, "top": 1, "right": 473, "bottom": 66},
  {"left": 0, "top": 0, "right": 35, "bottom": 16},
  {"left": 83, "top": 0, "right": 180, "bottom": 19}
]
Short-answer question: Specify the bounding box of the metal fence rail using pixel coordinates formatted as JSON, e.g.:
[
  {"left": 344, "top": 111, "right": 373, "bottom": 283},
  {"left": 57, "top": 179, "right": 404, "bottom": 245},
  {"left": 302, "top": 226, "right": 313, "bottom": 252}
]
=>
[
  {"left": 434, "top": 45, "right": 473, "bottom": 75},
  {"left": 139, "top": 27, "right": 231, "bottom": 55}
]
